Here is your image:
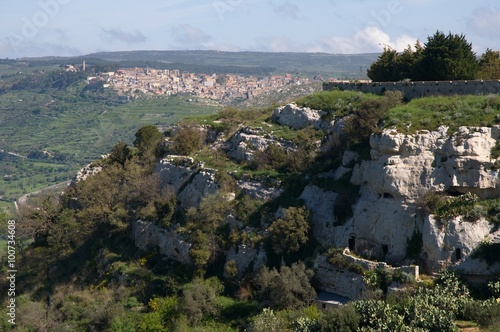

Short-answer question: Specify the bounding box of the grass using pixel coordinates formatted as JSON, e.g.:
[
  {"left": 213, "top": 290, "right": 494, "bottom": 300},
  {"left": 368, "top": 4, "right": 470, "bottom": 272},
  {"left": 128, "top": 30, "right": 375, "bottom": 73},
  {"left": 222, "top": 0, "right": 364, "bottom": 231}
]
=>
[
  {"left": 383, "top": 94, "right": 500, "bottom": 134},
  {"left": 0, "top": 83, "right": 219, "bottom": 201}
]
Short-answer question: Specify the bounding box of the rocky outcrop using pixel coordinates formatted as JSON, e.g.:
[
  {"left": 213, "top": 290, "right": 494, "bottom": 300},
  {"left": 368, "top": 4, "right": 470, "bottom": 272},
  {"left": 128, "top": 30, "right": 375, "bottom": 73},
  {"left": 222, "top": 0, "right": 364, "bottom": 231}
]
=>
[
  {"left": 422, "top": 215, "right": 500, "bottom": 274},
  {"left": 314, "top": 255, "right": 367, "bottom": 300},
  {"left": 139, "top": 118, "right": 500, "bottom": 279},
  {"left": 72, "top": 163, "right": 102, "bottom": 184},
  {"left": 227, "top": 127, "right": 294, "bottom": 162},
  {"left": 225, "top": 243, "right": 267, "bottom": 278},
  {"left": 272, "top": 103, "right": 327, "bottom": 129},
  {"left": 155, "top": 157, "right": 219, "bottom": 208},
  {"left": 300, "top": 185, "right": 341, "bottom": 247},
  {"left": 237, "top": 179, "right": 282, "bottom": 201},
  {"left": 300, "top": 125, "right": 500, "bottom": 275},
  {"left": 366, "top": 126, "right": 499, "bottom": 200},
  {"left": 132, "top": 220, "right": 191, "bottom": 265}
]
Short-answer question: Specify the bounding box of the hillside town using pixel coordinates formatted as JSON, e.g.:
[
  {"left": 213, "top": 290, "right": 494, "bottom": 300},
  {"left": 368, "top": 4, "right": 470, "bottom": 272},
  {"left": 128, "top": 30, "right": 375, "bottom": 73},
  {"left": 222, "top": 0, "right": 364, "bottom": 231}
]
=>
[{"left": 88, "top": 67, "right": 313, "bottom": 101}]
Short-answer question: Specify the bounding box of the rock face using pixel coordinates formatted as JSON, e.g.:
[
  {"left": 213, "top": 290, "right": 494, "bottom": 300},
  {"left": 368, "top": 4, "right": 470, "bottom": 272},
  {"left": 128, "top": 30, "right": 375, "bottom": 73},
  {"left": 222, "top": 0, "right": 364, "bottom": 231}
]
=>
[
  {"left": 132, "top": 220, "right": 191, "bottom": 265},
  {"left": 314, "top": 125, "right": 500, "bottom": 274},
  {"left": 132, "top": 121, "right": 500, "bottom": 279},
  {"left": 272, "top": 103, "right": 327, "bottom": 129},
  {"left": 225, "top": 244, "right": 267, "bottom": 278},
  {"left": 237, "top": 179, "right": 283, "bottom": 201},
  {"left": 155, "top": 157, "right": 219, "bottom": 208},
  {"left": 72, "top": 163, "right": 102, "bottom": 184},
  {"left": 314, "top": 255, "right": 367, "bottom": 299},
  {"left": 422, "top": 215, "right": 500, "bottom": 274},
  {"left": 227, "top": 127, "right": 294, "bottom": 163}
]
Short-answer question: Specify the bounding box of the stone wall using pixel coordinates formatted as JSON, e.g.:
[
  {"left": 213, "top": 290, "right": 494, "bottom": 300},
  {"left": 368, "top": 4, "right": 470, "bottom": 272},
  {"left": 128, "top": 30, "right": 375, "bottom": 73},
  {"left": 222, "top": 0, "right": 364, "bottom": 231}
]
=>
[
  {"left": 342, "top": 248, "right": 419, "bottom": 280},
  {"left": 324, "top": 80, "right": 500, "bottom": 100}
]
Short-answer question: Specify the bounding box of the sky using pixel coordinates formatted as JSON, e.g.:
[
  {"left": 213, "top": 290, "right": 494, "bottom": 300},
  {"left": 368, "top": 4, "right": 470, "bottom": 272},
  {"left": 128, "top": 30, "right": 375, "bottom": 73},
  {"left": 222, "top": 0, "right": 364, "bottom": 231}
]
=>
[{"left": 0, "top": 0, "right": 499, "bottom": 58}]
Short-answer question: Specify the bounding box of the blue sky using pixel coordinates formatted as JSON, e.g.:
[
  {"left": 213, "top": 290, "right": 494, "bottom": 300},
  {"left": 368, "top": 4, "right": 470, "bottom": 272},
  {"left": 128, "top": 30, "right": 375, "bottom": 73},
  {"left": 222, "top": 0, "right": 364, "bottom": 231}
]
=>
[{"left": 0, "top": 0, "right": 499, "bottom": 58}]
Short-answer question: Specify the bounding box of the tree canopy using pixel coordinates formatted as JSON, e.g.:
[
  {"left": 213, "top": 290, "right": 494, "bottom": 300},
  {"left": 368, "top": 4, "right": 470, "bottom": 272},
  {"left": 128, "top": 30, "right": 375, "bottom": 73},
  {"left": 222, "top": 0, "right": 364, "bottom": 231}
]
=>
[
  {"left": 367, "top": 31, "right": 480, "bottom": 82},
  {"left": 478, "top": 48, "right": 500, "bottom": 79}
]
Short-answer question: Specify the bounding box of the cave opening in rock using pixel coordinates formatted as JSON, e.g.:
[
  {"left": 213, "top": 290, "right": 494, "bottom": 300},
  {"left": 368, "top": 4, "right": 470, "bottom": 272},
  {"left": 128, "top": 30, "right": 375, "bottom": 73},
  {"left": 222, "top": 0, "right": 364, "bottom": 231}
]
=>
[
  {"left": 382, "top": 245, "right": 389, "bottom": 258},
  {"left": 446, "top": 188, "right": 465, "bottom": 197},
  {"left": 348, "top": 236, "right": 356, "bottom": 251},
  {"left": 455, "top": 248, "right": 462, "bottom": 261}
]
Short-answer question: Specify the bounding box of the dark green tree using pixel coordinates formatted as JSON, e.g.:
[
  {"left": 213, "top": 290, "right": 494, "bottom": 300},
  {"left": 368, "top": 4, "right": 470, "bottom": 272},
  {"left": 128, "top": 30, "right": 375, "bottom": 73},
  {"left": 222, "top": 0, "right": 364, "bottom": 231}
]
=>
[
  {"left": 171, "top": 126, "right": 202, "bottom": 155},
  {"left": 269, "top": 206, "right": 310, "bottom": 254},
  {"left": 396, "top": 42, "right": 423, "bottom": 80},
  {"left": 367, "top": 47, "right": 399, "bottom": 82},
  {"left": 319, "top": 305, "right": 360, "bottom": 332},
  {"left": 414, "top": 31, "right": 478, "bottom": 80},
  {"left": 478, "top": 48, "right": 500, "bottom": 79},
  {"left": 107, "top": 141, "right": 131, "bottom": 166},
  {"left": 133, "top": 125, "right": 164, "bottom": 159},
  {"left": 254, "top": 262, "right": 316, "bottom": 310}
]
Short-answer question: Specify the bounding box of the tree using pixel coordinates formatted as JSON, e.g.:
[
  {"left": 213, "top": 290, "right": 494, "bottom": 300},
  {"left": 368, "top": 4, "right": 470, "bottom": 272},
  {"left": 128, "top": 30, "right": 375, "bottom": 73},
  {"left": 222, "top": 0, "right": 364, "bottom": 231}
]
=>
[
  {"left": 180, "top": 277, "right": 223, "bottom": 325},
  {"left": 108, "top": 141, "right": 131, "bottom": 166},
  {"left": 186, "top": 193, "right": 233, "bottom": 273},
  {"left": 478, "top": 48, "right": 500, "bottom": 79},
  {"left": 254, "top": 262, "right": 316, "bottom": 310},
  {"left": 171, "top": 126, "right": 202, "bottom": 155},
  {"left": 133, "top": 125, "right": 164, "bottom": 159},
  {"left": 269, "top": 206, "right": 310, "bottom": 254},
  {"left": 367, "top": 47, "right": 399, "bottom": 82},
  {"left": 414, "top": 31, "right": 478, "bottom": 80},
  {"left": 318, "top": 305, "right": 360, "bottom": 332},
  {"left": 396, "top": 42, "right": 423, "bottom": 80}
]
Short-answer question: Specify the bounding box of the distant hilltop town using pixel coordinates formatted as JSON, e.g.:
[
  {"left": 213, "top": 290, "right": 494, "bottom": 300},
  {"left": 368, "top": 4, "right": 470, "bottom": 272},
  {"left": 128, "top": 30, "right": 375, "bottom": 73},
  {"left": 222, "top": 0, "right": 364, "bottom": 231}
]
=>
[{"left": 85, "top": 67, "right": 314, "bottom": 101}]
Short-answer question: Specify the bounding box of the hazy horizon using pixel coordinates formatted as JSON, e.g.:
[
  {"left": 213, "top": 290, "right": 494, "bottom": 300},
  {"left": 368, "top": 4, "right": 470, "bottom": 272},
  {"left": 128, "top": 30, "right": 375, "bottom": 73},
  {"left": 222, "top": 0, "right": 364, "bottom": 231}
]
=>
[{"left": 1, "top": 0, "right": 499, "bottom": 59}]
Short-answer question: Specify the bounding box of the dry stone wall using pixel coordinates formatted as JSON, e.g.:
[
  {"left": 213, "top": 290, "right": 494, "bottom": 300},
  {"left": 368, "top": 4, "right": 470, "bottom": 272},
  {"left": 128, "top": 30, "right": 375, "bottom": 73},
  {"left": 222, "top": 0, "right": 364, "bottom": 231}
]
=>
[{"left": 324, "top": 80, "right": 500, "bottom": 100}]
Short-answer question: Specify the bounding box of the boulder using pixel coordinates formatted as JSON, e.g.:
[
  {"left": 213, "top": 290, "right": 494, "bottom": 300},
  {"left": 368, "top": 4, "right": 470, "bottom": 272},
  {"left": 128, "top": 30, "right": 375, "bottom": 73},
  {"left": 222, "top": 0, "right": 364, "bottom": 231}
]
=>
[{"left": 272, "top": 103, "right": 325, "bottom": 129}]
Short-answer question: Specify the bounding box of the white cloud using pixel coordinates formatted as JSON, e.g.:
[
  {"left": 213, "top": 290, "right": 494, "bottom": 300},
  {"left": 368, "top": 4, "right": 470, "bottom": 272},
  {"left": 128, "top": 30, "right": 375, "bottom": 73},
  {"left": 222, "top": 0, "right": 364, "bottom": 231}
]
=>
[
  {"left": 317, "top": 27, "right": 417, "bottom": 54},
  {"left": 468, "top": 7, "right": 500, "bottom": 38}
]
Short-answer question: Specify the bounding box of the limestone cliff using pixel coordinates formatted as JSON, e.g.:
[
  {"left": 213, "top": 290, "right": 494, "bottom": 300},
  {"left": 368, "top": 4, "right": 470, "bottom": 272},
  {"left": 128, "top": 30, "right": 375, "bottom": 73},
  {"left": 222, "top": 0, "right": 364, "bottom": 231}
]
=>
[
  {"left": 128, "top": 104, "right": 500, "bottom": 290},
  {"left": 313, "top": 125, "right": 500, "bottom": 275}
]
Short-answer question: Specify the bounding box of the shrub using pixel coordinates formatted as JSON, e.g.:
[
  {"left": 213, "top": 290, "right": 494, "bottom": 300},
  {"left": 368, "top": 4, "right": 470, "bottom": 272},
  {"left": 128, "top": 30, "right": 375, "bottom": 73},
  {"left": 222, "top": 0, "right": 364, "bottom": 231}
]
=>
[
  {"left": 318, "top": 304, "right": 360, "bottom": 332},
  {"left": 171, "top": 126, "right": 203, "bottom": 155},
  {"left": 254, "top": 262, "right": 316, "bottom": 310},
  {"left": 353, "top": 300, "right": 405, "bottom": 331},
  {"left": 464, "top": 300, "right": 500, "bottom": 327},
  {"left": 246, "top": 308, "right": 286, "bottom": 332},
  {"left": 269, "top": 206, "right": 310, "bottom": 254},
  {"left": 180, "top": 277, "right": 224, "bottom": 325}
]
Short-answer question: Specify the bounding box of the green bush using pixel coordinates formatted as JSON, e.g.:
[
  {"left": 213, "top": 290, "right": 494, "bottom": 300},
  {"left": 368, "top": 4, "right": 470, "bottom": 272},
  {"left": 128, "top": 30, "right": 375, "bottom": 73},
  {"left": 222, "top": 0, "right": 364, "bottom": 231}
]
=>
[
  {"left": 269, "top": 206, "right": 310, "bottom": 254},
  {"left": 171, "top": 126, "right": 203, "bottom": 155},
  {"left": 318, "top": 304, "right": 359, "bottom": 332},
  {"left": 254, "top": 262, "right": 316, "bottom": 310},
  {"left": 464, "top": 299, "right": 500, "bottom": 327}
]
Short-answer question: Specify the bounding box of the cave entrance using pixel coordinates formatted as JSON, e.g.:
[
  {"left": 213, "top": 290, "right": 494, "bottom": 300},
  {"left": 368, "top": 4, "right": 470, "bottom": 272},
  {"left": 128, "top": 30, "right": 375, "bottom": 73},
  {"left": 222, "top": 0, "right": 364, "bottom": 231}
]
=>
[
  {"left": 446, "top": 188, "right": 465, "bottom": 197},
  {"left": 382, "top": 245, "right": 389, "bottom": 259},
  {"left": 348, "top": 236, "right": 356, "bottom": 251},
  {"left": 455, "top": 248, "right": 462, "bottom": 261}
]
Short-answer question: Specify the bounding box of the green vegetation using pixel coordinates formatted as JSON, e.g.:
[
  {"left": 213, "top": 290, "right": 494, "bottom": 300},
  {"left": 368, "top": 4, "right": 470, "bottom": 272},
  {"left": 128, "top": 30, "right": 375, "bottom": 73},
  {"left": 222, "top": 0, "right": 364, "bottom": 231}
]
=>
[
  {"left": 470, "top": 242, "right": 500, "bottom": 266},
  {"left": 478, "top": 49, "right": 500, "bottom": 80},
  {"left": 368, "top": 30, "right": 479, "bottom": 81},
  {"left": 0, "top": 67, "right": 218, "bottom": 201},
  {"left": 269, "top": 206, "right": 310, "bottom": 254},
  {"left": 420, "top": 190, "right": 500, "bottom": 227},
  {"left": 383, "top": 94, "right": 500, "bottom": 133},
  {"left": 8, "top": 63, "right": 500, "bottom": 331}
]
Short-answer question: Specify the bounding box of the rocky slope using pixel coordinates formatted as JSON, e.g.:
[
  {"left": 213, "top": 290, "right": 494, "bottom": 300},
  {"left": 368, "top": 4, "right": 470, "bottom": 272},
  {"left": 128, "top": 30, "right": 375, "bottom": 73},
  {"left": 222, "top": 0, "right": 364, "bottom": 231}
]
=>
[{"left": 131, "top": 103, "right": 500, "bottom": 299}]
